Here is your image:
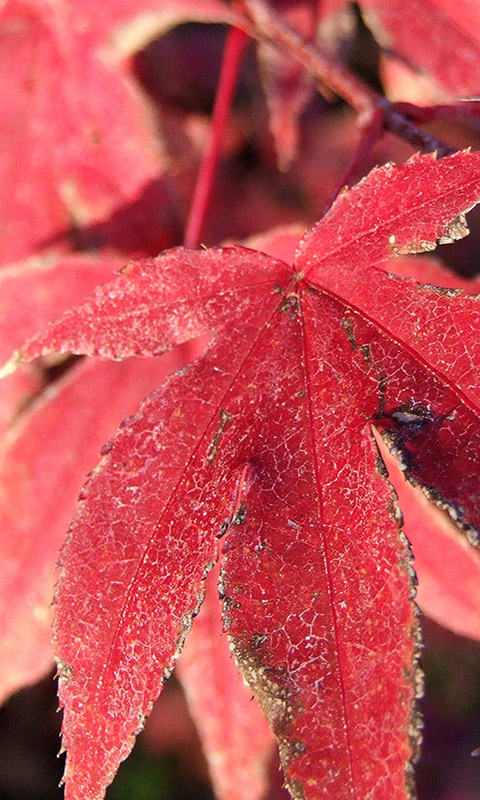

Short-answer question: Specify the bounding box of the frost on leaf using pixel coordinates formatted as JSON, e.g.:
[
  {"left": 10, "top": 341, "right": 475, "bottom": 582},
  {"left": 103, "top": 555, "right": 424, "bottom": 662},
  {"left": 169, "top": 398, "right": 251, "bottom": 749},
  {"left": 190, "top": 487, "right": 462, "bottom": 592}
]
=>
[
  {"left": 5, "top": 152, "right": 480, "bottom": 800},
  {"left": 0, "top": 351, "right": 191, "bottom": 704}
]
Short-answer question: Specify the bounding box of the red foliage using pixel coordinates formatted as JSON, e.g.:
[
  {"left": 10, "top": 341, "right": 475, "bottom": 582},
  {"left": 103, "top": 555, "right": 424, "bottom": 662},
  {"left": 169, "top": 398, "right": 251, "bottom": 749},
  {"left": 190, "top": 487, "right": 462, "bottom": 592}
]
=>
[{"left": 2, "top": 1, "right": 480, "bottom": 800}]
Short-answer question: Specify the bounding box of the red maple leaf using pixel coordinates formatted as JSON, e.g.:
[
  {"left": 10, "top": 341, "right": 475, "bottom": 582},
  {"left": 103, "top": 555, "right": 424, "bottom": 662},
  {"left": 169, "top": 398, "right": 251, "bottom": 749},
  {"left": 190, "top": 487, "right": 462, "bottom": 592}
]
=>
[
  {"left": 357, "top": 0, "right": 480, "bottom": 99},
  {"left": 0, "top": 0, "right": 235, "bottom": 264},
  {"left": 5, "top": 149, "right": 480, "bottom": 800}
]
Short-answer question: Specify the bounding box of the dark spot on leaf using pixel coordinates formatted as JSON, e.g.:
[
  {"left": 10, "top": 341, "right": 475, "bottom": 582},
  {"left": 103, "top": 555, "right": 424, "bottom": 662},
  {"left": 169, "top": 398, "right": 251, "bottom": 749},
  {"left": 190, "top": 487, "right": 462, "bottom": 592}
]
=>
[
  {"left": 232, "top": 500, "right": 248, "bottom": 525},
  {"left": 388, "top": 495, "right": 404, "bottom": 527},
  {"left": 377, "top": 373, "right": 388, "bottom": 416},
  {"left": 292, "top": 740, "right": 307, "bottom": 756},
  {"left": 360, "top": 343, "right": 371, "bottom": 364},
  {"left": 374, "top": 401, "right": 445, "bottom": 473},
  {"left": 286, "top": 778, "right": 306, "bottom": 800},
  {"left": 280, "top": 294, "right": 300, "bottom": 318},
  {"left": 341, "top": 316, "right": 357, "bottom": 350},
  {"left": 439, "top": 212, "right": 469, "bottom": 244},
  {"left": 55, "top": 659, "right": 73, "bottom": 682},
  {"left": 216, "top": 520, "right": 230, "bottom": 540},
  {"left": 375, "top": 453, "right": 389, "bottom": 479},
  {"left": 207, "top": 408, "right": 232, "bottom": 464},
  {"left": 250, "top": 633, "right": 269, "bottom": 649}
]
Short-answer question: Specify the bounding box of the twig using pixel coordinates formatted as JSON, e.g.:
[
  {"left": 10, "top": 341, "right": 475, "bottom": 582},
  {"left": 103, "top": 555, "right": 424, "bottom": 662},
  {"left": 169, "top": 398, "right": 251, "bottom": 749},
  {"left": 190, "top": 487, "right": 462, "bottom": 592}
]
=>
[
  {"left": 238, "top": 0, "right": 376, "bottom": 111},
  {"left": 237, "top": 0, "right": 456, "bottom": 157},
  {"left": 184, "top": 27, "right": 249, "bottom": 249}
]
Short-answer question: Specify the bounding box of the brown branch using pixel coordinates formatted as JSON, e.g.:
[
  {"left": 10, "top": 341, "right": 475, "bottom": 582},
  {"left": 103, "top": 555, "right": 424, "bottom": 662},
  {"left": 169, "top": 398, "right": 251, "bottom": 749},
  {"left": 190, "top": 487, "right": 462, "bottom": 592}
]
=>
[
  {"left": 238, "top": 0, "right": 456, "bottom": 157},
  {"left": 379, "top": 100, "right": 457, "bottom": 157}
]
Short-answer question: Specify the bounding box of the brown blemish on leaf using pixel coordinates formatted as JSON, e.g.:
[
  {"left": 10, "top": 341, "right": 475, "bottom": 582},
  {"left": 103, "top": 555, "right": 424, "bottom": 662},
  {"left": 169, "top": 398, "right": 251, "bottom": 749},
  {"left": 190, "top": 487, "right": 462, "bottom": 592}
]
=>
[
  {"left": 360, "top": 343, "right": 371, "bottom": 364},
  {"left": 405, "top": 240, "right": 437, "bottom": 255},
  {"left": 388, "top": 493, "right": 404, "bottom": 527},
  {"left": 206, "top": 409, "right": 232, "bottom": 464},
  {"left": 216, "top": 520, "right": 230, "bottom": 540},
  {"left": 375, "top": 453, "right": 389, "bottom": 480},
  {"left": 419, "top": 484, "right": 479, "bottom": 546},
  {"left": 287, "top": 778, "right": 306, "bottom": 800},
  {"left": 280, "top": 294, "right": 300, "bottom": 318},
  {"left": 396, "top": 535, "right": 424, "bottom": 798},
  {"left": 227, "top": 631, "right": 307, "bottom": 796},
  {"left": 232, "top": 500, "right": 248, "bottom": 526},
  {"left": 55, "top": 658, "right": 73, "bottom": 682},
  {"left": 235, "top": 652, "right": 294, "bottom": 735},
  {"left": 377, "top": 373, "right": 388, "bottom": 417},
  {"left": 372, "top": 429, "right": 424, "bottom": 798},
  {"left": 390, "top": 211, "right": 471, "bottom": 258},
  {"left": 420, "top": 285, "right": 463, "bottom": 298},
  {"left": 438, "top": 212, "right": 470, "bottom": 244},
  {"left": 292, "top": 740, "right": 307, "bottom": 755},
  {"left": 341, "top": 320, "right": 372, "bottom": 365},
  {"left": 405, "top": 612, "right": 424, "bottom": 797},
  {"left": 341, "top": 316, "right": 357, "bottom": 350},
  {"left": 377, "top": 415, "right": 480, "bottom": 547},
  {"left": 250, "top": 633, "right": 269, "bottom": 649}
]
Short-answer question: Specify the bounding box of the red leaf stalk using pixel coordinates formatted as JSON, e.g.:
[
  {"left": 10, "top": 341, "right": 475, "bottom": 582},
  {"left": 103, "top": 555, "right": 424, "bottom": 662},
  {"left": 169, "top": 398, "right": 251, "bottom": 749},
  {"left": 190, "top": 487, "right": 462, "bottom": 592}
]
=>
[
  {"left": 184, "top": 26, "right": 249, "bottom": 249},
  {"left": 321, "top": 106, "right": 384, "bottom": 216}
]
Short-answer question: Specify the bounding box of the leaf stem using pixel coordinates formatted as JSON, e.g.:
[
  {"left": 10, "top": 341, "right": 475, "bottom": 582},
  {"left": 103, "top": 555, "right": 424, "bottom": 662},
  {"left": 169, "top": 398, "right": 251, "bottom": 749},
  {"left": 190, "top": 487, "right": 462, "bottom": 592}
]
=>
[
  {"left": 239, "top": 0, "right": 375, "bottom": 111},
  {"left": 184, "top": 26, "right": 249, "bottom": 249},
  {"left": 238, "top": 0, "right": 456, "bottom": 157},
  {"left": 321, "top": 106, "right": 384, "bottom": 216},
  {"left": 380, "top": 101, "right": 456, "bottom": 157}
]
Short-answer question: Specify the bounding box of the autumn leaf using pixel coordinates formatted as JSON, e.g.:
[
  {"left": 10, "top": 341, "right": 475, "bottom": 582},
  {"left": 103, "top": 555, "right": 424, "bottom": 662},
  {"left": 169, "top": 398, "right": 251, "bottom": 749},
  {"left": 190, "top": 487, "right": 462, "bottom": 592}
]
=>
[
  {"left": 357, "top": 0, "right": 480, "bottom": 98},
  {"left": 0, "top": 252, "right": 208, "bottom": 701},
  {"left": 374, "top": 431, "right": 480, "bottom": 642},
  {"left": 255, "top": 0, "right": 318, "bottom": 169},
  {"left": 0, "top": 253, "right": 123, "bottom": 434},
  {"left": 1, "top": 0, "right": 321, "bottom": 264},
  {"left": 315, "top": 0, "right": 480, "bottom": 104},
  {"left": 6, "top": 150, "right": 480, "bottom": 800},
  {"left": 0, "top": 0, "right": 238, "bottom": 264},
  {"left": 0, "top": 349, "right": 204, "bottom": 703}
]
